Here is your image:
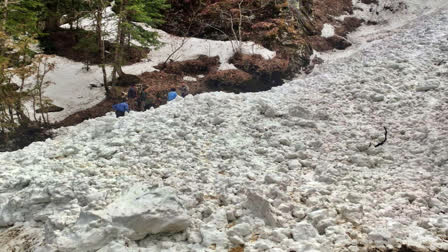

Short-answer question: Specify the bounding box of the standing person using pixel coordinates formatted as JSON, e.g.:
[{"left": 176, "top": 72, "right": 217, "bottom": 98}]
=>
[
  {"left": 136, "top": 86, "right": 145, "bottom": 111},
  {"left": 127, "top": 83, "right": 137, "bottom": 110},
  {"left": 112, "top": 100, "right": 130, "bottom": 118},
  {"left": 137, "top": 87, "right": 150, "bottom": 111},
  {"left": 180, "top": 84, "right": 189, "bottom": 98},
  {"left": 167, "top": 88, "right": 178, "bottom": 102}
]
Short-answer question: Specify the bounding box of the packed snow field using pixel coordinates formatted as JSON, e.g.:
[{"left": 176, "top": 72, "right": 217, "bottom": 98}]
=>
[{"left": 1, "top": 5, "right": 448, "bottom": 252}]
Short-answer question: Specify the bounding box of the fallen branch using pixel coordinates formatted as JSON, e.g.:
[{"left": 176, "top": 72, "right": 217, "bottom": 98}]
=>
[{"left": 374, "top": 126, "right": 388, "bottom": 147}]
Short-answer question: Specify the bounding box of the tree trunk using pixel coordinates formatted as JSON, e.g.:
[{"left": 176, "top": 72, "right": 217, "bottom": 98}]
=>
[
  {"left": 112, "top": 0, "right": 127, "bottom": 83},
  {"left": 45, "top": 14, "right": 61, "bottom": 32},
  {"left": 95, "top": 4, "right": 109, "bottom": 94},
  {"left": 44, "top": 0, "right": 61, "bottom": 32},
  {"left": 2, "top": 0, "right": 8, "bottom": 29},
  {"left": 111, "top": 1, "right": 123, "bottom": 83},
  {"left": 0, "top": 0, "right": 8, "bottom": 57}
]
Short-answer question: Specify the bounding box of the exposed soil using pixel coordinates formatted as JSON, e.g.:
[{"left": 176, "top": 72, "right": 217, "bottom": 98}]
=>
[
  {"left": 0, "top": 125, "right": 53, "bottom": 152},
  {"left": 55, "top": 98, "right": 120, "bottom": 128},
  {"left": 160, "top": 0, "right": 364, "bottom": 55},
  {"left": 160, "top": 0, "right": 314, "bottom": 72},
  {"left": 368, "top": 245, "right": 448, "bottom": 252},
  {"left": 155, "top": 55, "right": 220, "bottom": 75},
  {"left": 228, "top": 245, "right": 244, "bottom": 252}
]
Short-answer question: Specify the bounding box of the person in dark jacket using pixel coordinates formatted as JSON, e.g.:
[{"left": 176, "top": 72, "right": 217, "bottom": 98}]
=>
[
  {"left": 180, "top": 84, "right": 189, "bottom": 98},
  {"left": 127, "top": 84, "right": 137, "bottom": 110},
  {"left": 137, "top": 87, "right": 152, "bottom": 111},
  {"left": 112, "top": 100, "right": 130, "bottom": 118}
]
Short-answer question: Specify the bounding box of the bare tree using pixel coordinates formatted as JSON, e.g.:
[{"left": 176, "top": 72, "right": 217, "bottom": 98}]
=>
[
  {"left": 31, "top": 55, "right": 55, "bottom": 125},
  {"left": 206, "top": 0, "right": 245, "bottom": 54},
  {"left": 89, "top": 0, "right": 109, "bottom": 94}
]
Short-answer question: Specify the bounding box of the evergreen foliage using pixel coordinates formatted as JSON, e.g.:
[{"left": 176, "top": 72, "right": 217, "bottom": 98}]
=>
[
  {"left": 111, "top": 0, "right": 170, "bottom": 81},
  {"left": 0, "top": 0, "right": 169, "bottom": 136}
]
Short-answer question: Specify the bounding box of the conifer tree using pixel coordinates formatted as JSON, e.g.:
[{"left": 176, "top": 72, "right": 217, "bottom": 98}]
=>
[
  {"left": 111, "top": 0, "right": 169, "bottom": 82},
  {"left": 0, "top": 0, "right": 54, "bottom": 134},
  {"left": 86, "top": 0, "right": 109, "bottom": 93}
]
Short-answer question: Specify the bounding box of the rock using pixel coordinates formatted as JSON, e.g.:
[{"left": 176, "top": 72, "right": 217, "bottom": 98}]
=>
[{"left": 105, "top": 185, "right": 190, "bottom": 240}]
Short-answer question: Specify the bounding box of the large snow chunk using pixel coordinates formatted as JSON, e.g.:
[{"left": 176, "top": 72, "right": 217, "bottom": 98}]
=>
[
  {"left": 105, "top": 185, "right": 190, "bottom": 240},
  {"left": 245, "top": 190, "right": 277, "bottom": 226},
  {"left": 291, "top": 222, "right": 319, "bottom": 241}
]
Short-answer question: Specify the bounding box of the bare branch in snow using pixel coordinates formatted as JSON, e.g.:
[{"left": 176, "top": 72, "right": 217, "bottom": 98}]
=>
[{"left": 374, "top": 127, "right": 388, "bottom": 147}]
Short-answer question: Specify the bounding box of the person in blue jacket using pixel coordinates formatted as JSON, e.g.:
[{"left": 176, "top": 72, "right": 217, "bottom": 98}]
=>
[
  {"left": 112, "top": 100, "right": 130, "bottom": 118},
  {"left": 167, "top": 88, "right": 178, "bottom": 102}
]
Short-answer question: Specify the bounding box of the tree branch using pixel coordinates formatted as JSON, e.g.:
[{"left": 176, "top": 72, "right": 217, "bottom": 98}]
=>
[{"left": 374, "top": 126, "right": 388, "bottom": 147}]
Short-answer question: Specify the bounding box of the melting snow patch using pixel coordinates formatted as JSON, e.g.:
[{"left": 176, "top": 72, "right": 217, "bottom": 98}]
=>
[{"left": 321, "top": 24, "right": 335, "bottom": 38}]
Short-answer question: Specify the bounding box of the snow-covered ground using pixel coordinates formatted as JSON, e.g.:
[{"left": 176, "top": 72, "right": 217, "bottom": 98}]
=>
[
  {"left": 33, "top": 7, "right": 275, "bottom": 122},
  {"left": 318, "top": 0, "right": 448, "bottom": 62},
  {"left": 0, "top": 2, "right": 447, "bottom": 251}
]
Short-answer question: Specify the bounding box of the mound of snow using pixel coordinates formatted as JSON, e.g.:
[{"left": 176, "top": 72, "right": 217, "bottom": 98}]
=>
[
  {"left": 319, "top": 0, "right": 448, "bottom": 62},
  {"left": 0, "top": 5, "right": 447, "bottom": 252}
]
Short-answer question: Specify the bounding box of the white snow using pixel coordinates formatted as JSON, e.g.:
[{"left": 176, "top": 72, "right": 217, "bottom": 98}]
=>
[
  {"left": 0, "top": 4, "right": 447, "bottom": 251},
  {"left": 183, "top": 76, "right": 197, "bottom": 82},
  {"left": 21, "top": 56, "right": 107, "bottom": 122},
  {"left": 321, "top": 24, "right": 335, "bottom": 38},
  {"left": 28, "top": 7, "right": 275, "bottom": 123},
  {"left": 319, "top": 0, "right": 448, "bottom": 62}
]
